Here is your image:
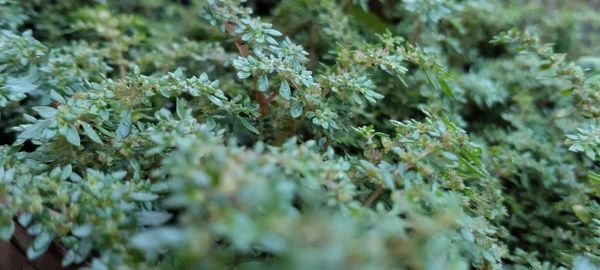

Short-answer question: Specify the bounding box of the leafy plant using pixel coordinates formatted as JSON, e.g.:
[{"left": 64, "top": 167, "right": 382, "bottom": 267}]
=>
[{"left": 0, "top": 0, "right": 599, "bottom": 269}]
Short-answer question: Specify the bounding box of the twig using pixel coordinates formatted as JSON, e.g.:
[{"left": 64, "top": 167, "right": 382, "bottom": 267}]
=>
[
  {"left": 363, "top": 186, "right": 383, "bottom": 208},
  {"left": 225, "top": 21, "right": 269, "bottom": 116},
  {"left": 225, "top": 21, "right": 250, "bottom": 57},
  {"left": 253, "top": 78, "right": 268, "bottom": 116}
]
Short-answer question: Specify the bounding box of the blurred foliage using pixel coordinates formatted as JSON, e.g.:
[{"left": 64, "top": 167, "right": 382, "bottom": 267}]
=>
[{"left": 0, "top": 0, "right": 599, "bottom": 269}]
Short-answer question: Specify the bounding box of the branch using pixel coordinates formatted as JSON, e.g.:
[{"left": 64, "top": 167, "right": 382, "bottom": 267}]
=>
[
  {"left": 363, "top": 186, "right": 383, "bottom": 208},
  {"left": 225, "top": 21, "right": 269, "bottom": 117},
  {"left": 252, "top": 78, "right": 268, "bottom": 116},
  {"left": 225, "top": 21, "right": 250, "bottom": 57}
]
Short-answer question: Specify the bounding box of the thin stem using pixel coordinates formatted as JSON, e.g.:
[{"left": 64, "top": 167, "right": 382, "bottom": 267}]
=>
[
  {"left": 363, "top": 186, "right": 383, "bottom": 208},
  {"left": 225, "top": 21, "right": 269, "bottom": 116},
  {"left": 253, "top": 78, "right": 268, "bottom": 116}
]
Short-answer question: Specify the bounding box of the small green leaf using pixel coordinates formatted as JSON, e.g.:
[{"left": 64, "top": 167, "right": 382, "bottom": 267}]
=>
[
  {"left": 18, "top": 213, "right": 33, "bottom": 227},
  {"left": 131, "top": 192, "right": 159, "bottom": 201},
  {"left": 27, "top": 223, "right": 42, "bottom": 235},
  {"left": 111, "top": 170, "right": 127, "bottom": 181},
  {"left": 176, "top": 98, "right": 187, "bottom": 119},
  {"left": 569, "top": 144, "right": 585, "bottom": 152},
  {"left": 572, "top": 205, "right": 592, "bottom": 223},
  {"left": 130, "top": 227, "right": 184, "bottom": 255},
  {"left": 585, "top": 149, "right": 596, "bottom": 160},
  {"left": 258, "top": 74, "right": 269, "bottom": 92},
  {"left": 573, "top": 256, "right": 596, "bottom": 270},
  {"left": 116, "top": 111, "right": 132, "bottom": 140},
  {"left": 539, "top": 61, "right": 553, "bottom": 70},
  {"left": 460, "top": 228, "right": 474, "bottom": 242},
  {"left": 7, "top": 75, "right": 38, "bottom": 94},
  {"left": 290, "top": 102, "right": 303, "bottom": 118},
  {"left": 29, "top": 232, "right": 52, "bottom": 259},
  {"left": 351, "top": 93, "right": 363, "bottom": 104},
  {"left": 279, "top": 80, "right": 291, "bottom": 100},
  {"left": 438, "top": 76, "right": 455, "bottom": 99},
  {"left": 0, "top": 220, "right": 14, "bottom": 240},
  {"left": 62, "top": 250, "right": 76, "bottom": 267},
  {"left": 50, "top": 90, "right": 66, "bottom": 103},
  {"left": 60, "top": 164, "right": 72, "bottom": 181},
  {"left": 589, "top": 171, "right": 600, "bottom": 184},
  {"left": 19, "top": 119, "right": 51, "bottom": 140},
  {"left": 33, "top": 106, "right": 57, "bottom": 118},
  {"left": 482, "top": 250, "right": 496, "bottom": 263},
  {"left": 75, "top": 239, "right": 93, "bottom": 263},
  {"left": 208, "top": 95, "right": 225, "bottom": 107},
  {"left": 237, "top": 71, "right": 251, "bottom": 79},
  {"left": 72, "top": 224, "right": 93, "bottom": 238},
  {"left": 81, "top": 122, "right": 102, "bottom": 144},
  {"left": 423, "top": 69, "right": 437, "bottom": 89},
  {"left": 239, "top": 117, "right": 260, "bottom": 134},
  {"left": 27, "top": 244, "right": 49, "bottom": 260},
  {"left": 136, "top": 211, "right": 173, "bottom": 226},
  {"left": 65, "top": 125, "right": 80, "bottom": 146}
]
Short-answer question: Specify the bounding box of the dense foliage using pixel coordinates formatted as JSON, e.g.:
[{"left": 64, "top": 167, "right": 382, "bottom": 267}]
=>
[{"left": 1, "top": 0, "right": 599, "bottom": 269}]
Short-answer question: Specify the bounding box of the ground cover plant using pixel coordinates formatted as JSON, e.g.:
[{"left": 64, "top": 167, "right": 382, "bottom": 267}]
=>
[{"left": 0, "top": 0, "right": 599, "bottom": 269}]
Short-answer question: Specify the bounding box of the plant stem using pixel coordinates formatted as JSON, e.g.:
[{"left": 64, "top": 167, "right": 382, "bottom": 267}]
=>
[{"left": 225, "top": 21, "right": 269, "bottom": 116}]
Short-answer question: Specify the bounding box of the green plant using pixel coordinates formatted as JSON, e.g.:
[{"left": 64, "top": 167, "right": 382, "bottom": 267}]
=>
[{"left": 0, "top": 0, "right": 599, "bottom": 269}]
